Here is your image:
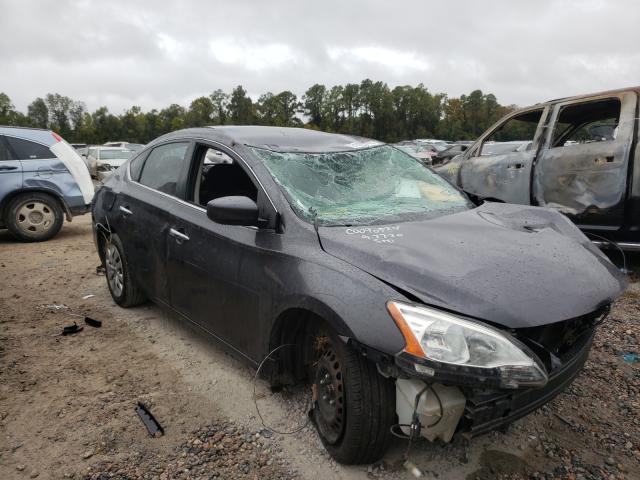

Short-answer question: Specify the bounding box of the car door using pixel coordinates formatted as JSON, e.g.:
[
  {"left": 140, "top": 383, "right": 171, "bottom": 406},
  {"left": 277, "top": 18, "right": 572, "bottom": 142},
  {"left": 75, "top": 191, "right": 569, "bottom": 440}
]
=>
[
  {"left": 165, "top": 142, "right": 277, "bottom": 359},
  {"left": 533, "top": 93, "right": 636, "bottom": 230},
  {"left": 459, "top": 108, "right": 547, "bottom": 204},
  {"left": 112, "top": 141, "right": 192, "bottom": 304},
  {"left": 0, "top": 136, "right": 23, "bottom": 207}
]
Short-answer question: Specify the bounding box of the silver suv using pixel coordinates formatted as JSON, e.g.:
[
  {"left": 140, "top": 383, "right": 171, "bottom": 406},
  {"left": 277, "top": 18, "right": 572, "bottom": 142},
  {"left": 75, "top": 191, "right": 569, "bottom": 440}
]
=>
[{"left": 0, "top": 126, "right": 94, "bottom": 241}]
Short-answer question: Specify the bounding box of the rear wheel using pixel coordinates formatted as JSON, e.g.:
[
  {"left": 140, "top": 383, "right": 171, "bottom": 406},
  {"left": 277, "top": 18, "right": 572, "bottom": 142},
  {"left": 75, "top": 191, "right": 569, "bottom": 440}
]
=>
[
  {"left": 5, "top": 192, "right": 64, "bottom": 242},
  {"left": 103, "top": 233, "right": 146, "bottom": 307},
  {"left": 312, "top": 330, "right": 396, "bottom": 464}
]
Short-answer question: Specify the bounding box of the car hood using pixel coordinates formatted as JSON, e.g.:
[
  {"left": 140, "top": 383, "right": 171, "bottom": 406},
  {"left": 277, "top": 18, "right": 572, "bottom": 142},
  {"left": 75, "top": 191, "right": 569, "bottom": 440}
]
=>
[{"left": 318, "top": 203, "right": 626, "bottom": 329}]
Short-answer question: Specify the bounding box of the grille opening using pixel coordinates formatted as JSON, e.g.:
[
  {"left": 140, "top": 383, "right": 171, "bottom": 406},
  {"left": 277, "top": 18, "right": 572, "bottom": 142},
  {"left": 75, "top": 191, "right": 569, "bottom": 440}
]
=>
[{"left": 515, "top": 306, "right": 608, "bottom": 371}]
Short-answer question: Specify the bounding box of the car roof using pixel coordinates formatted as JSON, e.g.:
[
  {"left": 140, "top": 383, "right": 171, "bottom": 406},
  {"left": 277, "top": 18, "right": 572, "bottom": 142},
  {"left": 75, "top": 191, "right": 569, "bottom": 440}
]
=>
[
  {"left": 154, "top": 126, "right": 384, "bottom": 153},
  {"left": 535, "top": 86, "right": 640, "bottom": 107},
  {"left": 0, "top": 126, "right": 57, "bottom": 146}
]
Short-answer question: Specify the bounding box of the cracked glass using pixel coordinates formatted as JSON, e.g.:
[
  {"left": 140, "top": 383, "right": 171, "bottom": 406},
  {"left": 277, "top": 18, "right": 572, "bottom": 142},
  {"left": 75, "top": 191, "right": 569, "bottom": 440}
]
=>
[{"left": 252, "top": 145, "right": 471, "bottom": 226}]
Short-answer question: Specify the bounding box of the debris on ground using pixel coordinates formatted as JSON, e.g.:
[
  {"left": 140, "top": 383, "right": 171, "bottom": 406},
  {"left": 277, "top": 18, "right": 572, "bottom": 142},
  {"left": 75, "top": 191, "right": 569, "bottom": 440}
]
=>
[
  {"left": 61, "top": 322, "right": 83, "bottom": 336},
  {"left": 40, "top": 303, "right": 68, "bottom": 311},
  {"left": 621, "top": 352, "right": 639, "bottom": 363},
  {"left": 135, "top": 402, "right": 164, "bottom": 438},
  {"left": 84, "top": 316, "right": 102, "bottom": 328}
]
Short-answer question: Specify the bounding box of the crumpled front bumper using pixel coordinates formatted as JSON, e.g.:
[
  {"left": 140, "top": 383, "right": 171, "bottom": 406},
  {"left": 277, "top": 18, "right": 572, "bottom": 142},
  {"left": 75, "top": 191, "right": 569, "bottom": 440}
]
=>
[
  {"left": 393, "top": 326, "right": 594, "bottom": 439},
  {"left": 459, "top": 330, "right": 593, "bottom": 436}
]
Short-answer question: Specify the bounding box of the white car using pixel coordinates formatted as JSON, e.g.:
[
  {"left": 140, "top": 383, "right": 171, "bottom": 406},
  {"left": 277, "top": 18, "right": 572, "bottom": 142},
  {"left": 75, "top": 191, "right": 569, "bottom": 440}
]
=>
[
  {"left": 104, "top": 141, "right": 144, "bottom": 151},
  {"left": 86, "top": 147, "right": 132, "bottom": 180}
]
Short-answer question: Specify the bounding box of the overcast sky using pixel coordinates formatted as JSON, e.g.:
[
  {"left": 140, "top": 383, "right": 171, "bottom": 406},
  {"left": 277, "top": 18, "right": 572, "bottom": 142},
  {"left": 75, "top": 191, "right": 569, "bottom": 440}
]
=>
[{"left": 1, "top": 0, "right": 638, "bottom": 113}]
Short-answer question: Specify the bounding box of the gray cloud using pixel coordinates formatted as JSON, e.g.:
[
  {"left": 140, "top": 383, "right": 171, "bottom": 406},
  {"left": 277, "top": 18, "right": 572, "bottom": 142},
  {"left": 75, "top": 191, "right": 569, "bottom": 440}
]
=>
[{"left": 1, "top": 0, "right": 638, "bottom": 112}]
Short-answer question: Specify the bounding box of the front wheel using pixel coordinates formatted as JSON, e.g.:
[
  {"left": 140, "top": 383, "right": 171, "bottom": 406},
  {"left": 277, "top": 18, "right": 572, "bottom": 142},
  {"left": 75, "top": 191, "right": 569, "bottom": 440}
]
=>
[
  {"left": 103, "top": 233, "right": 146, "bottom": 307},
  {"left": 312, "top": 331, "right": 396, "bottom": 464}
]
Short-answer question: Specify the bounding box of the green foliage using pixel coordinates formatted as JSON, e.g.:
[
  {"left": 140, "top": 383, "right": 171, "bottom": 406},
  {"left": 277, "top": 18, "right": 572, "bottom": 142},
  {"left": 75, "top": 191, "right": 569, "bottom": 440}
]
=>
[
  {"left": 0, "top": 92, "right": 29, "bottom": 127},
  {"left": 228, "top": 85, "right": 254, "bottom": 125},
  {"left": 27, "top": 97, "right": 49, "bottom": 129},
  {"left": 0, "top": 83, "right": 519, "bottom": 144}
]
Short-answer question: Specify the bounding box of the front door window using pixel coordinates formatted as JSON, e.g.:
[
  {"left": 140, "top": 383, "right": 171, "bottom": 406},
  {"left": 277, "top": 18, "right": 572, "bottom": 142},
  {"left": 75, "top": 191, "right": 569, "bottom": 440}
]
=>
[
  {"left": 460, "top": 109, "right": 545, "bottom": 205},
  {"left": 478, "top": 109, "right": 542, "bottom": 156}
]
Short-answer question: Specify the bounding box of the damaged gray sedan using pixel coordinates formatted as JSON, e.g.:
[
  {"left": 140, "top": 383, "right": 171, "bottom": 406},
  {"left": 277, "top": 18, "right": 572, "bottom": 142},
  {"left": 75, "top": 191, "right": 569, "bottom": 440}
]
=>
[{"left": 92, "top": 126, "right": 626, "bottom": 464}]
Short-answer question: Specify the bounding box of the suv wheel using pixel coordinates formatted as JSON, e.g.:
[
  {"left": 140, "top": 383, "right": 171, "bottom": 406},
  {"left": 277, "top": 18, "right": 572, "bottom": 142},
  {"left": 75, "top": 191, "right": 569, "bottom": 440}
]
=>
[
  {"left": 103, "top": 233, "right": 146, "bottom": 307},
  {"left": 5, "top": 192, "right": 64, "bottom": 242},
  {"left": 312, "top": 330, "right": 396, "bottom": 464}
]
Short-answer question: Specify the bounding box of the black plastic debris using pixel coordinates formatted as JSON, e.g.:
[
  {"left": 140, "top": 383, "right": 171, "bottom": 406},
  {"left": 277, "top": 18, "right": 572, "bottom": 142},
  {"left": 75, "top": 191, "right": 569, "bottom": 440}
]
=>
[
  {"left": 84, "top": 317, "right": 102, "bottom": 328},
  {"left": 554, "top": 412, "right": 576, "bottom": 428},
  {"left": 135, "top": 402, "right": 164, "bottom": 437},
  {"left": 96, "top": 265, "right": 105, "bottom": 276},
  {"left": 62, "top": 323, "right": 83, "bottom": 336}
]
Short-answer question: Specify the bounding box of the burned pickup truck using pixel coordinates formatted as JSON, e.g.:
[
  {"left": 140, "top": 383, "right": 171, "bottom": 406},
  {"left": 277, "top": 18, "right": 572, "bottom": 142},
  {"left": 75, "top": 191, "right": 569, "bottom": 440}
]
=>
[{"left": 434, "top": 87, "right": 640, "bottom": 251}]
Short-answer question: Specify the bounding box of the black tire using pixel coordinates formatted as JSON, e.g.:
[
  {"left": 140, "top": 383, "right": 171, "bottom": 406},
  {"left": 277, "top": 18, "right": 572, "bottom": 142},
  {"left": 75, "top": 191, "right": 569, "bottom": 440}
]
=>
[
  {"left": 312, "top": 329, "right": 396, "bottom": 464},
  {"left": 102, "top": 233, "right": 146, "bottom": 307},
  {"left": 5, "top": 192, "right": 64, "bottom": 242}
]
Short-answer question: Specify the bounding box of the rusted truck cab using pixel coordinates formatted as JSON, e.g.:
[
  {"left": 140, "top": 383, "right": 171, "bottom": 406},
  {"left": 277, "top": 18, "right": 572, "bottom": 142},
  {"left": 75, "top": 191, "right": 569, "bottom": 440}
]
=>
[{"left": 435, "top": 87, "right": 640, "bottom": 250}]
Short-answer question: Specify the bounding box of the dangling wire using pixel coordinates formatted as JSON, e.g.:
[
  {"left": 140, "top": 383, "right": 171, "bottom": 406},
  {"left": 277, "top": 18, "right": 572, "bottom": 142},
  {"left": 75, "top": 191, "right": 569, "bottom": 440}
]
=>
[
  {"left": 584, "top": 232, "right": 627, "bottom": 273},
  {"left": 252, "top": 343, "right": 312, "bottom": 435},
  {"left": 389, "top": 383, "right": 444, "bottom": 460},
  {"left": 96, "top": 214, "right": 113, "bottom": 245},
  {"left": 389, "top": 383, "right": 445, "bottom": 478}
]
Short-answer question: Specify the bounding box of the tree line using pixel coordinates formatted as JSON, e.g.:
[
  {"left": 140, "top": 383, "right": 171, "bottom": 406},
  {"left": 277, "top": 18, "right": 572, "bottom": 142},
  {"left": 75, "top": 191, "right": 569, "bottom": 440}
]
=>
[{"left": 0, "top": 81, "right": 520, "bottom": 145}]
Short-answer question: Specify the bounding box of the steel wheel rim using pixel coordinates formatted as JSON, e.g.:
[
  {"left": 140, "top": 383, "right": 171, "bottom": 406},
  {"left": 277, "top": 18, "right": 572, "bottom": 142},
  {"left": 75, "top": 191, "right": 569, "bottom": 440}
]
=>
[
  {"left": 105, "top": 244, "right": 124, "bottom": 297},
  {"left": 314, "top": 344, "right": 345, "bottom": 444},
  {"left": 16, "top": 201, "right": 55, "bottom": 234}
]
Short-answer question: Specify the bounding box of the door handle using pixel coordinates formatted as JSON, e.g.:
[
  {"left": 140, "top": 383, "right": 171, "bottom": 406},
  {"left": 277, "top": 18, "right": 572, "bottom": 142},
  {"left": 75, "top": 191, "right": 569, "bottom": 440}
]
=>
[
  {"left": 507, "top": 163, "right": 525, "bottom": 170},
  {"left": 0, "top": 165, "right": 17, "bottom": 171},
  {"left": 594, "top": 156, "right": 615, "bottom": 165},
  {"left": 119, "top": 206, "right": 133, "bottom": 215},
  {"left": 169, "top": 228, "right": 189, "bottom": 242}
]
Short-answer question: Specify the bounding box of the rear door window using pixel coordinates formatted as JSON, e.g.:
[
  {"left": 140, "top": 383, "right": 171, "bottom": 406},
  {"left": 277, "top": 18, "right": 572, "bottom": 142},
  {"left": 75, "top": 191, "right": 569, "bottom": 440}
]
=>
[
  {"left": 5, "top": 136, "right": 53, "bottom": 160},
  {"left": 551, "top": 98, "right": 621, "bottom": 147},
  {"left": 138, "top": 142, "right": 190, "bottom": 196}
]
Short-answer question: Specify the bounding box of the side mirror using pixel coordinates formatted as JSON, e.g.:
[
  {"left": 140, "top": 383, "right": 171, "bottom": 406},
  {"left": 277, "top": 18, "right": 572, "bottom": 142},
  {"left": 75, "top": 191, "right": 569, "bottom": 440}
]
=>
[{"left": 207, "top": 196, "right": 259, "bottom": 227}]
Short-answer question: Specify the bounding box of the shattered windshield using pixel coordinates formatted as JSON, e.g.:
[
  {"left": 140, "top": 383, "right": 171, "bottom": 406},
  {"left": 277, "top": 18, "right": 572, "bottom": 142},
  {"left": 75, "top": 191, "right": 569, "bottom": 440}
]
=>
[{"left": 252, "top": 145, "right": 470, "bottom": 226}]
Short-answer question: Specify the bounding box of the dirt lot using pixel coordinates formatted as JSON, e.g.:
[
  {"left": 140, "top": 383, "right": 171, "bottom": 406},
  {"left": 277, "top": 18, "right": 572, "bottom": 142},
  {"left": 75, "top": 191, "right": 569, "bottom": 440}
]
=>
[{"left": 0, "top": 215, "right": 638, "bottom": 480}]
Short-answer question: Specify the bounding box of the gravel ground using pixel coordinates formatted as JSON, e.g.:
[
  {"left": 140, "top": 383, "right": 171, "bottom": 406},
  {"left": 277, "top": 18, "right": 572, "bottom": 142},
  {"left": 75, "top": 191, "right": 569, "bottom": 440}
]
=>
[
  {"left": 84, "top": 422, "right": 297, "bottom": 480},
  {"left": 0, "top": 216, "right": 638, "bottom": 480}
]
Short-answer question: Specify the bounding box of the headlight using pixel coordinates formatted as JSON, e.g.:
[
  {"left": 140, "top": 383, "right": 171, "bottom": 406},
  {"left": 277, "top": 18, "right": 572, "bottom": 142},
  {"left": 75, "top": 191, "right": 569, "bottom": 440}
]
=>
[{"left": 388, "top": 301, "right": 547, "bottom": 388}]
